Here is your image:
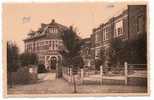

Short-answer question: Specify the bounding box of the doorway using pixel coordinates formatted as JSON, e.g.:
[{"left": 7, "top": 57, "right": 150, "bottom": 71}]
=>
[{"left": 49, "top": 56, "right": 57, "bottom": 72}]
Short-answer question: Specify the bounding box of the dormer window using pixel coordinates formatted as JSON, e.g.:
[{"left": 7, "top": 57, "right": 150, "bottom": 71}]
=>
[{"left": 48, "top": 27, "right": 58, "bottom": 33}]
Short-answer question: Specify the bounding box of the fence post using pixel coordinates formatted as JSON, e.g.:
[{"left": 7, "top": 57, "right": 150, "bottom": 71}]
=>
[
  {"left": 100, "top": 65, "right": 103, "bottom": 85},
  {"left": 67, "top": 67, "right": 69, "bottom": 75},
  {"left": 124, "top": 62, "right": 128, "bottom": 85},
  {"left": 64, "top": 67, "right": 66, "bottom": 76},
  {"left": 62, "top": 67, "right": 64, "bottom": 77},
  {"left": 70, "top": 68, "right": 73, "bottom": 83},
  {"left": 81, "top": 68, "right": 84, "bottom": 84}
]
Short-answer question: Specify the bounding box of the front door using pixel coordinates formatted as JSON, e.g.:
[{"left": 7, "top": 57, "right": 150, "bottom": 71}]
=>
[{"left": 49, "top": 56, "right": 57, "bottom": 72}]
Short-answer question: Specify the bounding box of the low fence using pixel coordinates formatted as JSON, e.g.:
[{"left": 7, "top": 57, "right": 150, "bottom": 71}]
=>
[
  {"left": 62, "top": 67, "right": 82, "bottom": 84},
  {"left": 62, "top": 62, "right": 147, "bottom": 85},
  {"left": 99, "top": 62, "right": 128, "bottom": 85},
  {"left": 62, "top": 67, "right": 73, "bottom": 83}
]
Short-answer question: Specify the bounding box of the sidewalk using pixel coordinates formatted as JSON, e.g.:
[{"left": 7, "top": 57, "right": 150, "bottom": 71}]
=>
[{"left": 8, "top": 78, "right": 147, "bottom": 95}]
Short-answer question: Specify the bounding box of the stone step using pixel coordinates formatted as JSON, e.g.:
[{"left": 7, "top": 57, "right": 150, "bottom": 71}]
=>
[{"left": 38, "top": 73, "right": 56, "bottom": 80}]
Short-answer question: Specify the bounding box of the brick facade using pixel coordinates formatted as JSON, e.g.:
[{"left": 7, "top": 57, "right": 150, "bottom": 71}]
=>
[
  {"left": 24, "top": 19, "right": 68, "bottom": 71},
  {"left": 90, "top": 5, "right": 147, "bottom": 64},
  {"left": 91, "top": 9, "right": 128, "bottom": 60}
]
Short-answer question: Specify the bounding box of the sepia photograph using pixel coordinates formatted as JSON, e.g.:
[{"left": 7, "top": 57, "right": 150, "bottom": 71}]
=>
[{"left": 3, "top": 1, "right": 148, "bottom": 96}]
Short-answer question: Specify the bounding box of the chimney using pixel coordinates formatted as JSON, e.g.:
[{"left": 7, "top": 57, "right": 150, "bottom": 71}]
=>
[
  {"left": 41, "top": 23, "right": 46, "bottom": 28},
  {"left": 93, "top": 28, "right": 96, "bottom": 32},
  {"left": 52, "top": 19, "right": 55, "bottom": 23},
  {"left": 69, "top": 25, "right": 73, "bottom": 30}
]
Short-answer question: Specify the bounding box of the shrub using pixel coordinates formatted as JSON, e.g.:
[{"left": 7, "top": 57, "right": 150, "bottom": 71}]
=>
[
  {"left": 15, "top": 66, "right": 38, "bottom": 84},
  {"left": 38, "top": 64, "right": 47, "bottom": 73}
]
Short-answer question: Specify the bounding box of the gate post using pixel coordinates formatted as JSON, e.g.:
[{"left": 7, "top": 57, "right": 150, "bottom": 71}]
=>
[
  {"left": 124, "top": 62, "right": 128, "bottom": 85},
  {"left": 81, "top": 68, "right": 84, "bottom": 84},
  {"left": 100, "top": 65, "right": 103, "bottom": 85}
]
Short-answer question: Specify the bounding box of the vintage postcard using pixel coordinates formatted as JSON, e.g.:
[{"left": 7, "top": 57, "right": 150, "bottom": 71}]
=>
[{"left": 3, "top": 1, "right": 149, "bottom": 97}]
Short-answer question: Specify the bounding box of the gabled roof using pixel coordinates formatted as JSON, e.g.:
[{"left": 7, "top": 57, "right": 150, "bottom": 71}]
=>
[{"left": 24, "top": 19, "right": 68, "bottom": 41}]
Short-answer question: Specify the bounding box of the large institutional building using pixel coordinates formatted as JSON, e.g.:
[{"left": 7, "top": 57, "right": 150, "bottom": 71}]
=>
[
  {"left": 90, "top": 5, "right": 147, "bottom": 65},
  {"left": 91, "top": 9, "right": 128, "bottom": 61},
  {"left": 24, "top": 19, "right": 68, "bottom": 70}
]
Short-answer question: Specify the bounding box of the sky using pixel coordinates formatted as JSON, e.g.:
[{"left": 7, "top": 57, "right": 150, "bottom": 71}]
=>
[{"left": 3, "top": 2, "right": 128, "bottom": 53}]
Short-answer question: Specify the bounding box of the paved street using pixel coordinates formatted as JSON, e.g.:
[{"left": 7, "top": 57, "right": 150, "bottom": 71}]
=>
[{"left": 8, "top": 78, "right": 147, "bottom": 95}]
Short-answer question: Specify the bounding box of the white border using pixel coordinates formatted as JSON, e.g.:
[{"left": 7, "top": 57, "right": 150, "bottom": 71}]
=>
[{"left": 0, "top": 0, "right": 153, "bottom": 100}]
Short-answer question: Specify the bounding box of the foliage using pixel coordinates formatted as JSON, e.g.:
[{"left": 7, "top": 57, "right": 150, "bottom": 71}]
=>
[
  {"left": 109, "top": 38, "right": 129, "bottom": 66},
  {"left": 95, "top": 49, "right": 106, "bottom": 70},
  {"left": 109, "top": 33, "right": 147, "bottom": 66},
  {"left": 7, "top": 41, "right": 20, "bottom": 87},
  {"left": 20, "top": 52, "right": 38, "bottom": 66},
  {"left": 100, "top": 49, "right": 106, "bottom": 63},
  {"left": 60, "top": 26, "right": 84, "bottom": 73},
  {"left": 60, "top": 26, "right": 84, "bottom": 93},
  {"left": 38, "top": 64, "right": 47, "bottom": 73},
  {"left": 7, "top": 41, "right": 19, "bottom": 72},
  {"left": 12, "top": 67, "right": 37, "bottom": 84},
  {"left": 95, "top": 59, "right": 102, "bottom": 70}
]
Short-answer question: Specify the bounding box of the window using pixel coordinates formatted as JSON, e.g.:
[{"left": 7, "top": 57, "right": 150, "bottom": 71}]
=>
[
  {"left": 106, "top": 32, "right": 110, "bottom": 40},
  {"left": 106, "top": 27, "right": 110, "bottom": 40},
  {"left": 95, "top": 29, "right": 102, "bottom": 42},
  {"left": 95, "top": 48, "right": 101, "bottom": 57},
  {"left": 103, "top": 29, "right": 106, "bottom": 41},
  {"left": 117, "top": 28, "right": 123, "bottom": 35},
  {"left": 53, "top": 41, "right": 55, "bottom": 50},
  {"left": 114, "top": 27, "right": 123, "bottom": 37},
  {"left": 104, "top": 32, "right": 107, "bottom": 40},
  {"left": 114, "top": 28, "right": 117, "bottom": 37},
  {"left": 106, "top": 28, "right": 108, "bottom": 33},
  {"left": 54, "top": 28, "right": 58, "bottom": 33},
  {"left": 48, "top": 27, "right": 58, "bottom": 33},
  {"left": 95, "top": 33, "right": 99, "bottom": 42},
  {"left": 137, "top": 16, "right": 144, "bottom": 34},
  {"left": 104, "top": 28, "right": 109, "bottom": 41},
  {"left": 114, "top": 20, "right": 123, "bottom": 37},
  {"left": 105, "top": 47, "right": 109, "bottom": 56}
]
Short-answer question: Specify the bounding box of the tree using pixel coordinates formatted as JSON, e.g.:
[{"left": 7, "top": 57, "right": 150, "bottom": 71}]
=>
[
  {"left": 109, "top": 33, "right": 147, "bottom": 68},
  {"left": 96, "top": 49, "right": 106, "bottom": 70},
  {"left": 20, "top": 52, "right": 38, "bottom": 66},
  {"left": 95, "top": 58, "right": 102, "bottom": 70},
  {"left": 61, "top": 26, "right": 84, "bottom": 68},
  {"left": 60, "top": 26, "right": 84, "bottom": 93},
  {"left": 109, "top": 38, "right": 129, "bottom": 67},
  {"left": 7, "top": 41, "right": 19, "bottom": 87},
  {"left": 100, "top": 49, "right": 106, "bottom": 65}
]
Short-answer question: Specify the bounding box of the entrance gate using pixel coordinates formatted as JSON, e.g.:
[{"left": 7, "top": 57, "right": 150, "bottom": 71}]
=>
[{"left": 45, "top": 55, "right": 62, "bottom": 78}]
